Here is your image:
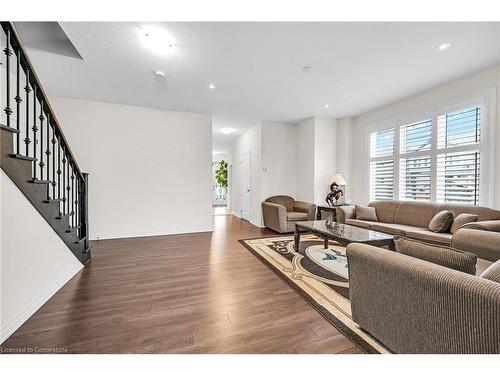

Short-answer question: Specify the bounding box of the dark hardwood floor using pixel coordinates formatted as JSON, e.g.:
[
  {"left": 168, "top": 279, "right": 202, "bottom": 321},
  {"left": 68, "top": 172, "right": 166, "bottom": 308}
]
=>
[{"left": 1, "top": 214, "right": 362, "bottom": 353}]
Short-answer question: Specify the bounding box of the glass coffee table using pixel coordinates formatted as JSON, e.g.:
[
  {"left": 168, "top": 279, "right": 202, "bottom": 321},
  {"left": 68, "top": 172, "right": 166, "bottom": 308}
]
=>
[{"left": 294, "top": 220, "right": 394, "bottom": 251}]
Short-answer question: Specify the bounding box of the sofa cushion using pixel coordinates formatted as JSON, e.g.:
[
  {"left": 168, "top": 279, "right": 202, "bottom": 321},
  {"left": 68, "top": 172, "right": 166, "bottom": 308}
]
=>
[
  {"left": 369, "top": 201, "right": 399, "bottom": 223},
  {"left": 370, "top": 223, "right": 419, "bottom": 236},
  {"left": 345, "top": 218, "right": 373, "bottom": 229},
  {"left": 286, "top": 211, "right": 309, "bottom": 221},
  {"left": 450, "top": 213, "right": 479, "bottom": 234},
  {"left": 406, "top": 229, "right": 452, "bottom": 245},
  {"left": 394, "top": 237, "right": 477, "bottom": 275},
  {"left": 393, "top": 201, "right": 438, "bottom": 227},
  {"left": 428, "top": 210, "right": 455, "bottom": 233},
  {"left": 266, "top": 195, "right": 294, "bottom": 212},
  {"left": 355, "top": 205, "right": 378, "bottom": 222},
  {"left": 480, "top": 260, "right": 500, "bottom": 283}
]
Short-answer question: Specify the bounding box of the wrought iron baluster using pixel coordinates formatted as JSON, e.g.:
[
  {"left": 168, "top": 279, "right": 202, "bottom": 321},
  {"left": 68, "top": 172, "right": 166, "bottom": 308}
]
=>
[
  {"left": 75, "top": 176, "right": 79, "bottom": 236},
  {"left": 15, "top": 48, "right": 22, "bottom": 152},
  {"left": 24, "top": 70, "right": 31, "bottom": 155},
  {"left": 71, "top": 166, "right": 75, "bottom": 228},
  {"left": 3, "top": 28, "right": 12, "bottom": 128},
  {"left": 51, "top": 122, "right": 56, "bottom": 199},
  {"left": 62, "top": 146, "right": 66, "bottom": 215},
  {"left": 45, "top": 112, "right": 51, "bottom": 199},
  {"left": 32, "top": 86, "right": 38, "bottom": 180},
  {"left": 39, "top": 100, "right": 45, "bottom": 180},
  {"left": 66, "top": 157, "right": 71, "bottom": 220},
  {"left": 57, "top": 136, "right": 61, "bottom": 200}
]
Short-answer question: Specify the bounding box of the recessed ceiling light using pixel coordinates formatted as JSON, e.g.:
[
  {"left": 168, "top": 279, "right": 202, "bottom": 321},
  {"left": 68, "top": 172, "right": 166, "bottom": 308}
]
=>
[
  {"left": 325, "top": 104, "right": 330, "bottom": 109},
  {"left": 209, "top": 84, "right": 216, "bottom": 90},
  {"left": 221, "top": 128, "right": 235, "bottom": 135},
  {"left": 302, "top": 66, "right": 312, "bottom": 72},
  {"left": 155, "top": 70, "right": 166, "bottom": 78},
  {"left": 435, "top": 42, "right": 452, "bottom": 51},
  {"left": 139, "top": 26, "right": 176, "bottom": 55}
]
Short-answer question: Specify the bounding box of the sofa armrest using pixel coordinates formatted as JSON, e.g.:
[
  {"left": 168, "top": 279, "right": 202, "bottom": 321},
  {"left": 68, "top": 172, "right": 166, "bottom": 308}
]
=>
[
  {"left": 294, "top": 201, "right": 316, "bottom": 220},
  {"left": 452, "top": 228, "right": 500, "bottom": 262},
  {"left": 262, "top": 202, "right": 287, "bottom": 233},
  {"left": 336, "top": 206, "right": 355, "bottom": 223},
  {"left": 460, "top": 220, "right": 500, "bottom": 232},
  {"left": 346, "top": 243, "right": 500, "bottom": 353}
]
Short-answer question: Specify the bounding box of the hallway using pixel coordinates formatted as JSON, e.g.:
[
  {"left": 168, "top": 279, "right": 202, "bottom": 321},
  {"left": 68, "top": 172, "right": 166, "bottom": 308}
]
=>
[{"left": 1, "top": 215, "right": 360, "bottom": 353}]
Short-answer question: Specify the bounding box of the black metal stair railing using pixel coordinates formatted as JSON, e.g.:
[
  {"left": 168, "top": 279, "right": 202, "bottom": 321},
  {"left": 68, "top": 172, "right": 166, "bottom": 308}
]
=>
[{"left": 1, "top": 21, "right": 89, "bottom": 252}]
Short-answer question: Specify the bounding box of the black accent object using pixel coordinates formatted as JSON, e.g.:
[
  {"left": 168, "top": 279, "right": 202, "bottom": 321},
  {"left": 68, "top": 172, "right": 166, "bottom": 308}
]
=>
[{"left": 0, "top": 22, "right": 90, "bottom": 264}]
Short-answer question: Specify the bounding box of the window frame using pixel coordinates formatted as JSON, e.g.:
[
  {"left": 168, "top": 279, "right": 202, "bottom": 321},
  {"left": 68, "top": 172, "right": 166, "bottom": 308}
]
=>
[{"left": 365, "top": 90, "right": 495, "bottom": 207}]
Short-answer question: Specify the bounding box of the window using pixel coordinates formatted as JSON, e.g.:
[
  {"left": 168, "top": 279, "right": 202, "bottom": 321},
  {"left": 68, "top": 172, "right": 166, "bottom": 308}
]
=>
[
  {"left": 368, "top": 101, "right": 489, "bottom": 206},
  {"left": 436, "top": 106, "right": 481, "bottom": 205},
  {"left": 369, "top": 128, "right": 395, "bottom": 201}
]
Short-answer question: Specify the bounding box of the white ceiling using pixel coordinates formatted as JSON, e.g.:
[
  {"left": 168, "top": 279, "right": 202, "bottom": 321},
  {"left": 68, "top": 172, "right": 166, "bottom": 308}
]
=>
[{"left": 21, "top": 22, "right": 500, "bottom": 153}]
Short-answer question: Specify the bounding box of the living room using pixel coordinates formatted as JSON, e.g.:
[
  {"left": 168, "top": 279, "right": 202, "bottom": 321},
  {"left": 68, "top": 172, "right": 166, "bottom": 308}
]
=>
[{"left": 1, "top": 1, "right": 500, "bottom": 373}]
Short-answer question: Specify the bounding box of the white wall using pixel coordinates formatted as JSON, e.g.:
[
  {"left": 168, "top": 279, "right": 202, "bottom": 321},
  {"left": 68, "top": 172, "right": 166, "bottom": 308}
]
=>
[
  {"left": 261, "top": 121, "right": 297, "bottom": 201},
  {"left": 0, "top": 170, "right": 83, "bottom": 343},
  {"left": 231, "top": 123, "right": 262, "bottom": 226},
  {"left": 314, "top": 117, "right": 338, "bottom": 205},
  {"left": 295, "top": 118, "right": 315, "bottom": 202},
  {"left": 52, "top": 97, "right": 213, "bottom": 240},
  {"left": 348, "top": 64, "right": 500, "bottom": 207}
]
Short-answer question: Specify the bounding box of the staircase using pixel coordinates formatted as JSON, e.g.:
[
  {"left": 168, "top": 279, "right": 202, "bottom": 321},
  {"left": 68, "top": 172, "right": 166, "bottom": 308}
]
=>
[{"left": 0, "top": 22, "right": 90, "bottom": 264}]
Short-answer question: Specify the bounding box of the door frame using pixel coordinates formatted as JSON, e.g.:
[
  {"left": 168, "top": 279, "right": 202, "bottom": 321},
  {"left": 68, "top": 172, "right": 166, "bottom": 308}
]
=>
[{"left": 240, "top": 151, "right": 251, "bottom": 221}]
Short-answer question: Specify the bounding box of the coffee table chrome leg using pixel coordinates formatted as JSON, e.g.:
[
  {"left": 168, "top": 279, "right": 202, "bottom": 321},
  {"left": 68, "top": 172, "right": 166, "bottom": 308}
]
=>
[
  {"left": 324, "top": 238, "right": 329, "bottom": 249},
  {"left": 294, "top": 225, "right": 300, "bottom": 252}
]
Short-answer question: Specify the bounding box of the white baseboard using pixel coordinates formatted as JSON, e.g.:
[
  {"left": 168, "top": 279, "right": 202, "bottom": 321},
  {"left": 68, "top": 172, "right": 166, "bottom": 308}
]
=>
[
  {"left": 0, "top": 263, "right": 83, "bottom": 344},
  {"left": 90, "top": 226, "right": 214, "bottom": 241}
]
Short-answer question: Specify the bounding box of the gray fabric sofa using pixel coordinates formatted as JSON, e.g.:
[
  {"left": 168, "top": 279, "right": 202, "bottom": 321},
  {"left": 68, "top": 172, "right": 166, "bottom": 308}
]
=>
[
  {"left": 346, "top": 243, "right": 500, "bottom": 353},
  {"left": 337, "top": 200, "right": 500, "bottom": 261},
  {"left": 262, "top": 195, "right": 316, "bottom": 233}
]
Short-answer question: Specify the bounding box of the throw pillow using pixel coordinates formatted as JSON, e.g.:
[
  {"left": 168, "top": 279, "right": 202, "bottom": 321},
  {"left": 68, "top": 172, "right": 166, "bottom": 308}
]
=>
[
  {"left": 428, "top": 210, "right": 455, "bottom": 233},
  {"left": 394, "top": 236, "right": 477, "bottom": 275},
  {"left": 450, "top": 213, "right": 479, "bottom": 234},
  {"left": 355, "top": 205, "right": 378, "bottom": 222},
  {"left": 481, "top": 260, "right": 500, "bottom": 283}
]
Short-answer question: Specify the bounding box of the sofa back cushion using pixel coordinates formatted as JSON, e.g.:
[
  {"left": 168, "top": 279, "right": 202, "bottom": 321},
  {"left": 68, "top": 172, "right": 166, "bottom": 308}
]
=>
[
  {"left": 355, "top": 205, "right": 378, "bottom": 222},
  {"left": 437, "top": 203, "right": 500, "bottom": 222},
  {"left": 394, "top": 236, "right": 477, "bottom": 275},
  {"left": 481, "top": 260, "right": 500, "bottom": 283},
  {"left": 266, "top": 195, "right": 294, "bottom": 212},
  {"left": 368, "top": 201, "right": 399, "bottom": 223},
  {"left": 393, "top": 201, "right": 438, "bottom": 227}
]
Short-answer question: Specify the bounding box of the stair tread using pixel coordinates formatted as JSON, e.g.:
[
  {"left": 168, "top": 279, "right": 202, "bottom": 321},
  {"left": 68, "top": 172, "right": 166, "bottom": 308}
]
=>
[
  {"left": 75, "top": 236, "right": 87, "bottom": 244},
  {"left": 44, "top": 198, "right": 64, "bottom": 203},
  {"left": 0, "top": 124, "right": 20, "bottom": 133},
  {"left": 10, "top": 153, "right": 37, "bottom": 162},
  {"left": 29, "top": 179, "right": 51, "bottom": 184},
  {"left": 56, "top": 213, "right": 73, "bottom": 219},
  {"left": 66, "top": 225, "right": 82, "bottom": 233}
]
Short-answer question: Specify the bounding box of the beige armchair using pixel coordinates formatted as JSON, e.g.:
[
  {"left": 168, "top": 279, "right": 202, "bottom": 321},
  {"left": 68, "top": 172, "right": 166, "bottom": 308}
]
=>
[{"left": 262, "top": 195, "right": 316, "bottom": 233}]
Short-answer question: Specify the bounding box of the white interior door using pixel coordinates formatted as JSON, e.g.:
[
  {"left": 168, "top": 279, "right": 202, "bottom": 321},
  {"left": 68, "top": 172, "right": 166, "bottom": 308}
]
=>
[{"left": 240, "top": 152, "right": 251, "bottom": 220}]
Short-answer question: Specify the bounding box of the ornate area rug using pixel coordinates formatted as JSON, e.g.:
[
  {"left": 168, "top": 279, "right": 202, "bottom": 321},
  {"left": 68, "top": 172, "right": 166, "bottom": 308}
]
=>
[{"left": 239, "top": 234, "right": 390, "bottom": 354}]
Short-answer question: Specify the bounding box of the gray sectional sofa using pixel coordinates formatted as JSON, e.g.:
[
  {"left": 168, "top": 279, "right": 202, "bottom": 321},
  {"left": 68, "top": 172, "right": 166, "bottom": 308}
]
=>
[{"left": 337, "top": 200, "right": 500, "bottom": 261}]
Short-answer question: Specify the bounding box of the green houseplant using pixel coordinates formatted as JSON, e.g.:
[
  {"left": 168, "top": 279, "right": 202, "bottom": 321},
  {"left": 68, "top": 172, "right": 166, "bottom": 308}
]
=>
[{"left": 215, "top": 160, "right": 228, "bottom": 191}]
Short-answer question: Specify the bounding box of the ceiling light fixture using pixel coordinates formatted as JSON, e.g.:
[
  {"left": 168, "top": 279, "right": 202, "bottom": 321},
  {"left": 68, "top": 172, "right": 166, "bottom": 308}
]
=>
[
  {"left": 221, "top": 128, "right": 235, "bottom": 135},
  {"left": 140, "top": 26, "right": 176, "bottom": 55},
  {"left": 302, "top": 66, "right": 312, "bottom": 72},
  {"left": 325, "top": 104, "right": 330, "bottom": 109},
  {"left": 155, "top": 70, "right": 166, "bottom": 78},
  {"left": 209, "top": 84, "right": 216, "bottom": 90},
  {"left": 435, "top": 42, "right": 452, "bottom": 51}
]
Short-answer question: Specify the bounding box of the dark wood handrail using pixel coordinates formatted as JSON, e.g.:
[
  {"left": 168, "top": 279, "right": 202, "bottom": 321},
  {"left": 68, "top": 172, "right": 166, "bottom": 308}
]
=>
[{"left": 1, "top": 21, "right": 84, "bottom": 180}]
